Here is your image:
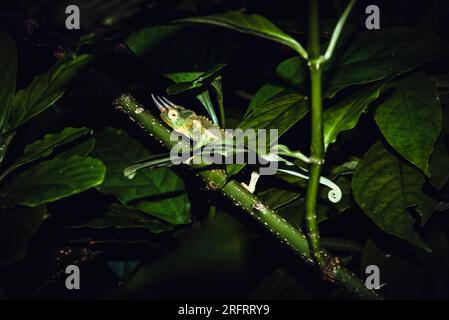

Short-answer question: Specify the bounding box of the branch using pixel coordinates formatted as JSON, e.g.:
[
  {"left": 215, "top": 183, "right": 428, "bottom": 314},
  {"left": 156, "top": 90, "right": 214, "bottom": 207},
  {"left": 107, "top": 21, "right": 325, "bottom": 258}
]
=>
[{"left": 112, "top": 93, "right": 380, "bottom": 299}]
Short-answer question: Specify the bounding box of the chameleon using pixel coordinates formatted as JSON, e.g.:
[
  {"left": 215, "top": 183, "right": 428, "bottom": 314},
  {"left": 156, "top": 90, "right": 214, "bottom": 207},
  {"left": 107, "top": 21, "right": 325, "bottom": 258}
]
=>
[{"left": 127, "top": 94, "right": 342, "bottom": 203}]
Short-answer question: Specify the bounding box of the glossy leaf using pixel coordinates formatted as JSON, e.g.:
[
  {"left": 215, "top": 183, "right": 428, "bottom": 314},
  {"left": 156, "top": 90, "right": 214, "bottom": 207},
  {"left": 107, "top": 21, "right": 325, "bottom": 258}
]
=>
[
  {"left": 352, "top": 142, "right": 435, "bottom": 251},
  {"left": 9, "top": 53, "right": 93, "bottom": 130},
  {"left": 0, "top": 156, "right": 105, "bottom": 208},
  {"left": 374, "top": 73, "right": 442, "bottom": 176},
  {"left": 177, "top": 11, "right": 307, "bottom": 57},
  {"left": 0, "top": 31, "right": 17, "bottom": 134},
  {"left": 92, "top": 127, "right": 190, "bottom": 225},
  {"left": 323, "top": 81, "right": 386, "bottom": 149},
  {"left": 0, "top": 127, "right": 92, "bottom": 182}
]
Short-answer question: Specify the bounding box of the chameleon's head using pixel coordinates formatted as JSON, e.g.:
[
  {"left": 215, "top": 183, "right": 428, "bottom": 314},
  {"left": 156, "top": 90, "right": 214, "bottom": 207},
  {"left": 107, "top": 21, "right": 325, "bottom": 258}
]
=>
[{"left": 151, "top": 94, "right": 193, "bottom": 129}]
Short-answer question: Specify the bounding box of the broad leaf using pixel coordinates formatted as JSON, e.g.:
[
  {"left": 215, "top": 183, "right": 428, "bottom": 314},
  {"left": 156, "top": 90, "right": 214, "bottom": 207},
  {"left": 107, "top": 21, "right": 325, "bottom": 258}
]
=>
[
  {"left": 0, "top": 127, "right": 92, "bottom": 182},
  {"left": 9, "top": 53, "right": 93, "bottom": 129},
  {"left": 352, "top": 142, "right": 436, "bottom": 251},
  {"left": 177, "top": 11, "right": 306, "bottom": 56},
  {"left": 323, "top": 81, "right": 386, "bottom": 149},
  {"left": 0, "top": 31, "right": 17, "bottom": 134},
  {"left": 0, "top": 205, "right": 46, "bottom": 266},
  {"left": 0, "top": 156, "right": 105, "bottom": 208},
  {"left": 92, "top": 127, "right": 190, "bottom": 225},
  {"left": 374, "top": 73, "right": 442, "bottom": 176},
  {"left": 227, "top": 91, "right": 309, "bottom": 177}
]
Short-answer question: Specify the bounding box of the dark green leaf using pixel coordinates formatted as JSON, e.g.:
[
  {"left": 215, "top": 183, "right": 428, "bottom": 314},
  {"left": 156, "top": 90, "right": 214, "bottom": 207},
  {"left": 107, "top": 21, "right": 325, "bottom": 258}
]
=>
[
  {"left": 0, "top": 31, "right": 17, "bottom": 134},
  {"left": 177, "top": 11, "right": 306, "bottom": 56},
  {"left": 323, "top": 82, "right": 386, "bottom": 149},
  {"left": 92, "top": 127, "right": 190, "bottom": 225},
  {"left": 0, "top": 156, "right": 105, "bottom": 208},
  {"left": 0, "top": 127, "right": 92, "bottom": 182},
  {"left": 352, "top": 142, "right": 435, "bottom": 251},
  {"left": 374, "top": 73, "right": 442, "bottom": 176},
  {"left": 0, "top": 205, "right": 46, "bottom": 266},
  {"left": 9, "top": 53, "right": 93, "bottom": 129}
]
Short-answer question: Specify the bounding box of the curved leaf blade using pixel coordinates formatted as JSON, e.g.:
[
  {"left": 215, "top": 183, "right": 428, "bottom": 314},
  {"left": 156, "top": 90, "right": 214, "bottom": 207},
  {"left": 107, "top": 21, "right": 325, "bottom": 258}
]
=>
[
  {"left": 323, "top": 81, "right": 386, "bottom": 149},
  {"left": 176, "top": 11, "right": 306, "bottom": 57},
  {"left": 374, "top": 73, "right": 442, "bottom": 176},
  {"left": 352, "top": 142, "right": 435, "bottom": 251},
  {"left": 0, "top": 156, "right": 106, "bottom": 208}
]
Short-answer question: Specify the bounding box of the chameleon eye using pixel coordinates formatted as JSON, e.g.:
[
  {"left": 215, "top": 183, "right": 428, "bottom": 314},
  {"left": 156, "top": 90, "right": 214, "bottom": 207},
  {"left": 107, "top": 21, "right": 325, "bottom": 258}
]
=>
[{"left": 170, "top": 112, "right": 177, "bottom": 118}]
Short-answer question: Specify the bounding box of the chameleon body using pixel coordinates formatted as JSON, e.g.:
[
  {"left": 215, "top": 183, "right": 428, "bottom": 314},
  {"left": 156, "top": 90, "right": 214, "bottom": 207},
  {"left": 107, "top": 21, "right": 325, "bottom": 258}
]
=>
[{"left": 148, "top": 95, "right": 342, "bottom": 203}]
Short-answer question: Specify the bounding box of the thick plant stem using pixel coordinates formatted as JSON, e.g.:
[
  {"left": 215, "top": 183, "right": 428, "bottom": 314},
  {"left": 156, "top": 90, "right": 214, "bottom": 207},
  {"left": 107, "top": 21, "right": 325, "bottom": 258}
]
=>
[
  {"left": 113, "top": 93, "right": 380, "bottom": 299},
  {"left": 305, "top": 0, "right": 326, "bottom": 268}
]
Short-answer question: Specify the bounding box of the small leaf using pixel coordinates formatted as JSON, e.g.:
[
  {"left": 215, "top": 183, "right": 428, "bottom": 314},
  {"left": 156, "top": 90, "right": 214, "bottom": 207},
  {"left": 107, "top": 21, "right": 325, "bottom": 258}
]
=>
[
  {"left": 0, "top": 205, "right": 46, "bottom": 266},
  {"left": 92, "top": 128, "right": 190, "bottom": 225},
  {"left": 9, "top": 53, "right": 93, "bottom": 129},
  {"left": 166, "top": 64, "right": 226, "bottom": 95},
  {"left": 323, "top": 81, "right": 386, "bottom": 149},
  {"left": 0, "top": 31, "right": 17, "bottom": 134},
  {"left": 0, "top": 156, "right": 105, "bottom": 208},
  {"left": 374, "top": 73, "right": 442, "bottom": 176},
  {"left": 176, "top": 11, "right": 307, "bottom": 57},
  {"left": 352, "top": 142, "right": 435, "bottom": 251},
  {"left": 0, "top": 127, "right": 92, "bottom": 182}
]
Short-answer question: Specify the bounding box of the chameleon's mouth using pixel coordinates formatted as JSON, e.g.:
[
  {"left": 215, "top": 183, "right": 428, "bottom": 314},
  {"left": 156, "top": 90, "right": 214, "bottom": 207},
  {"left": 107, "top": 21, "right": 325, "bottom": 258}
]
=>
[{"left": 151, "top": 94, "right": 177, "bottom": 113}]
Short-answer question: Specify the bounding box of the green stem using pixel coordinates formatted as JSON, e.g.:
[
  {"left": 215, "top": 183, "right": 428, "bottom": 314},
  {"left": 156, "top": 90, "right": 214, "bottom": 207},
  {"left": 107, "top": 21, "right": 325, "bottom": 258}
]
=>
[
  {"left": 323, "top": 0, "right": 356, "bottom": 62},
  {"left": 305, "top": 0, "right": 326, "bottom": 267},
  {"left": 113, "top": 93, "right": 380, "bottom": 299}
]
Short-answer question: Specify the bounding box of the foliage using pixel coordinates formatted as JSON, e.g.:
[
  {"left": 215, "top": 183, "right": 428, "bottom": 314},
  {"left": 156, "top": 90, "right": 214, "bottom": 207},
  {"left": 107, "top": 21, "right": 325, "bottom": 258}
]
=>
[{"left": 0, "top": 0, "right": 448, "bottom": 300}]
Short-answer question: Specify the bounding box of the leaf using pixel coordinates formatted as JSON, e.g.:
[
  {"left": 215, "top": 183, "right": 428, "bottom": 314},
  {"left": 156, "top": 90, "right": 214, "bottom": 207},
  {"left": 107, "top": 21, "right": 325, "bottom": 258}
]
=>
[
  {"left": 323, "top": 81, "right": 386, "bottom": 149},
  {"left": 0, "top": 31, "right": 17, "bottom": 134},
  {"left": 195, "top": 90, "right": 219, "bottom": 126},
  {"left": 250, "top": 28, "right": 449, "bottom": 111},
  {"left": 248, "top": 57, "right": 306, "bottom": 112},
  {"left": 0, "top": 205, "right": 46, "bottom": 266},
  {"left": 429, "top": 137, "right": 449, "bottom": 189},
  {"left": 352, "top": 142, "right": 435, "bottom": 251},
  {"left": 374, "top": 73, "right": 442, "bottom": 176},
  {"left": 323, "top": 28, "right": 449, "bottom": 98},
  {"left": 257, "top": 188, "right": 300, "bottom": 210},
  {"left": 9, "top": 53, "right": 93, "bottom": 130},
  {"left": 0, "top": 156, "right": 105, "bottom": 208},
  {"left": 166, "top": 64, "right": 226, "bottom": 95},
  {"left": 227, "top": 91, "right": 309, "bottom": 177},
  {"left": 54, "top": 137, "right": 96, "bottom": 159},
  {"left": 92, "top": 127, "right": 190, "bottom": 225},
  {"left": 0, "top": 127, "right": 92, "bottom": 182},
  {"left": 177, "top": 11, "right": 306, "bottom": 56},
  {"left": 75, "top": 204, "right": 174, "bottom": 233}
]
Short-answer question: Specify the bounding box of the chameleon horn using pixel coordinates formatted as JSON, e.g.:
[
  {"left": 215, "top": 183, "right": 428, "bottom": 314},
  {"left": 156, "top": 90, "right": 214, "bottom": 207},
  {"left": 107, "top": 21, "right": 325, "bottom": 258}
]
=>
[
  {"left": 151, "top": 94, "right": 166, "bottom": 112},
  {"left": 162, "top": 96, "right": 185, "bottom": 110}
]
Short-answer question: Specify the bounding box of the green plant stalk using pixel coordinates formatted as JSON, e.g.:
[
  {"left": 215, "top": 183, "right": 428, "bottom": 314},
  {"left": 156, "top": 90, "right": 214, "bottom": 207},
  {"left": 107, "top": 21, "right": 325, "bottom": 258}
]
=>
[
  {"left": 113, "top": 93, "right": 380, "bottom": 299},
  {"left": 305, "top": 0, "right": 326, "bottom": 267}
]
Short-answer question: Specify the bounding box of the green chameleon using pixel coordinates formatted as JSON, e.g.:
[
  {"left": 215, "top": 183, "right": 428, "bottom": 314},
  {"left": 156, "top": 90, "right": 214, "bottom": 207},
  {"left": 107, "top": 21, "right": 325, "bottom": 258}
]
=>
[{"left": 125, "top": 94, "right": 342, "bottom": 203}]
